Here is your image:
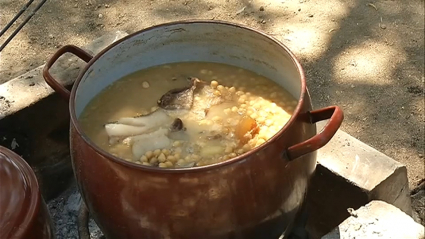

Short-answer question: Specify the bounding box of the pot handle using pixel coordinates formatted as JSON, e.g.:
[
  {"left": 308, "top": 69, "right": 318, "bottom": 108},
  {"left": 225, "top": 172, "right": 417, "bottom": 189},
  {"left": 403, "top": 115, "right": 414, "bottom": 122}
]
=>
[
  {"left": 43, "top": 45, "right": 93, "bottom": 100},
  {"left": 286, "top": 106, "right": 344, "bottom": 161}
]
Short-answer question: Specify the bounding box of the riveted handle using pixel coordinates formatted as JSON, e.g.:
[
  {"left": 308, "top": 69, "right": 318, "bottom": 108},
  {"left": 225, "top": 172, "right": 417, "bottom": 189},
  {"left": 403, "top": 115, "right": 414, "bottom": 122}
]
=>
[
  {"left": 43, "top": 45, "right": 92, "bottom": 101},
  {"left": 286, "top": 106, "right": 344, "bottom": 160}
]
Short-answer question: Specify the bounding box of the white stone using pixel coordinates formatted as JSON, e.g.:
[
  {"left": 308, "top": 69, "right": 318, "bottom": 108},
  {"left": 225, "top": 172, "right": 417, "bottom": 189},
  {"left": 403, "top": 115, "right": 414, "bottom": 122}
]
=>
[
  {"left": 322, "top": 200, "right": 425, "bottom": 239},
  {"left": 306, "top": 122, "right": 412, "bottom": 238},
  {"left": 316, "top": 121, "right": 411, "bottom": 214}
]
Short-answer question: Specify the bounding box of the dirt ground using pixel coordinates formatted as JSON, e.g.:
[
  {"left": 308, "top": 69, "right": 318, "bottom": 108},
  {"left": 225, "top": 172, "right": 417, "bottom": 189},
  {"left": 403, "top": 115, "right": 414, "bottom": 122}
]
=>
[{"left": 1, "top": 0, "right": 424, "bottom": 218}]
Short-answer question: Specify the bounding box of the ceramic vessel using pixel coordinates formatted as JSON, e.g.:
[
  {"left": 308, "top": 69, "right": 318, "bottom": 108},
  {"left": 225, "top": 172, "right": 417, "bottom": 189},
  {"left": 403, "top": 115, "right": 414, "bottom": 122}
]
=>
[{"left": 0, "top": 146, "right": 54, "bottom": 239}]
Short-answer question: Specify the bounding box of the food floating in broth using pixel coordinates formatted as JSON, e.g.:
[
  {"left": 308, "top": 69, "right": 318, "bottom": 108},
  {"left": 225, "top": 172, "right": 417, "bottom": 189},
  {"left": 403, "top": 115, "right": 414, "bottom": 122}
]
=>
[{"left": 79, "top": 62, "right": 298, "bottom": 168}]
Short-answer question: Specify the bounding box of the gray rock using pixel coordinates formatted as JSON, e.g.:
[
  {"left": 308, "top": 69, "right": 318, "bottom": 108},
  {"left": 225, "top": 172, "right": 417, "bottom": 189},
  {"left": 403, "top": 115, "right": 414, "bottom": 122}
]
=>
[
  {"left": 47, "top": 183, "right": 103, "bottom": 239},
  {"left": 66, "top": 191, "right": 82, "bottom": 213}
]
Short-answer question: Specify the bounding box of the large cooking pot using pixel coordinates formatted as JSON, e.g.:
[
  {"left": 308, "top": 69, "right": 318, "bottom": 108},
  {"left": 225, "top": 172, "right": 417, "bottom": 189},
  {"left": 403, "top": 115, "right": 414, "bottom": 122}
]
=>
[
  {"left": 0, "top": 146, "right": 55, "bottom": 239},
  {"left": 43, "top": 20, "right": 343, "bottom": 239}
]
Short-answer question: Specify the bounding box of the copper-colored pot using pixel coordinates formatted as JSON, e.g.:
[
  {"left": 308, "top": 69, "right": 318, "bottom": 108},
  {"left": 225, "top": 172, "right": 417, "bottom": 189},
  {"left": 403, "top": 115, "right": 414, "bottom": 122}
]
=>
[
  {"left": 0, "top": 146, "right": 55, "bottom": 239},
  {"left": 43, "top": 20, "right": 343, "bottom": 239}
]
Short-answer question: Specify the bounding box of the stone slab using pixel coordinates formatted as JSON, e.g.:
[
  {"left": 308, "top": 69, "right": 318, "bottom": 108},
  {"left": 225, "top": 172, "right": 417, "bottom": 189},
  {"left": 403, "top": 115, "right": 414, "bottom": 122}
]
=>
[
  {"left": 0, "top": 30, "right": 128, "bottom": 120},
  {"left": 322, "top": 200, "right": 425, "bottom": 239},
  {"left": 306, "top": 121, "right": 412, "bottom": 238},
  {"left": 0, "top": 31, "right": 128, "bottom": 200}
]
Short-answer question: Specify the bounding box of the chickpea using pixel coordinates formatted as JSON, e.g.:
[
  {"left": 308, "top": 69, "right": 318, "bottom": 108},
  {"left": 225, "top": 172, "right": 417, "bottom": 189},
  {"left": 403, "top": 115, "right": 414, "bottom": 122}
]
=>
[
  {"left": 140, "top": 155, "right": 148, "bottom": 162},
  {"left": 153, "top": 149, "right": 161, "bottom": 156},
  {"left": 191, "top": 155, "right": 200, "bottom": 160},
  {"left": 257, "top": 116, "right": 266, "bottom": 124},
  {"left": 217, "top": 85, "right": 225, "bottom": 92},
  {"left": 167, "top": 155, "right": 176, "bottom": 162},
  {"left": 269, "top": 126, "right": 280, "bottom": 133},
  {"left": 212, "top": 116, "right": 221, "bottom": 122},
  {"left": 270, "top": 92, "right": 277, "bottom": 98},
  {"left": 266, "top": 131, "right": 275, "bottom": 139},
  {"left": 214, "top": 90, "right": 221, "bottom": 96},
  {"left": 257, "top": 133, "right": 267, "bottom": 141},
  {"left": 277, "top": 101, "right": 286, "bottom": 107},
  {"left": 265, "top": 119, "right": 273, "bottom": 126},
  {"left": 140, "top": 110, "right": 149, "bottom": 115},
  {"left": 270, "top": 107, "right": 278, "bottom": 114},
  {"left": 135, "top": 161, "right": 142, "bottom": 164},
  {"left": 236, "top": 149, "right": 244, "bottom": 155},
  {"left": 242, "top": 144, "right": 251, "bottom": 152},
  {"left": 254, "top": 85, "right": 262, "bottom": 91},
  {"left": 256, "top": 138, "right": 266, "bottom": 146},
  {"left": 159, "top": 163, "right": 167, "bottom": 168},
  {"left": 225, "top": 146, "right": 233, "bottom": 154},
  {"left": 142, "top": 162, "right": 151, "bottom": 166},
  {"left": 238, "top": 108, "right": 247, "bottom": 114},
  {"left": 173, "top": 141, "right": 181, "bottom": 147},
  {"left": 229, "top": 87, "right": 236, "bottom": 93},
  {"left": 151, "top": 106, "right": 158, "bottom": 112},
  {"left": 165, "top": 161, "right": 174, "bottom": 167},
  {"left": 158, "top": 153, "right": 167, "bottom": 162},
  {"left": 229, "top": 152, "right": 237, "bottom": 158},
  {"left": 199, "top": 119, "right": 207, "bottom": 126},
  {"left": 231, "top": 106, "right": 238, "bottom": 112},
  {"left": 150, "top": 157, "right": 159, "bottom": 164},
  {"left": 142, "top": 81, "right": 150, "bottom": 88},
  {"left": 162, "top": 149, "right": 170, "bottom": 155},
  {"left": 145, "top": 151, "right": 153, "bottom": 158},
  {"left": 231, "top": 118, "right": 239, "bottom": 125}
]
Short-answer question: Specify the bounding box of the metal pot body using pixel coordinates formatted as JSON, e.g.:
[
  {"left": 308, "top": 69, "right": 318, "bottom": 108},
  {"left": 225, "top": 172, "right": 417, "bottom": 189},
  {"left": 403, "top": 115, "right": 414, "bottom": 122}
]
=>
[{"left": 44, "top": 21, "right": 343, "bottom": 239}]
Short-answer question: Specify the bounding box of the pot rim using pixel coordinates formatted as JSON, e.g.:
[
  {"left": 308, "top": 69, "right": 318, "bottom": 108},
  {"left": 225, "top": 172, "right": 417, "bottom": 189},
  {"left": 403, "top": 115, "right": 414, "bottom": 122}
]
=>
[
  {"left": 0, "top": 146, "right": 41, "bottom": 238},
  {"left": 69, "top": 19, "right": 307, "bottom": 173}
]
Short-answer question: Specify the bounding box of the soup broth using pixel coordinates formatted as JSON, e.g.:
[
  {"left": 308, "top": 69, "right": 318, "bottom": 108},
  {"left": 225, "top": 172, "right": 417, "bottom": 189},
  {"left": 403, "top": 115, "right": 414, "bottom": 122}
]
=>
[{"left": 79, "top": 62, "right": 298, "bottom": 168}]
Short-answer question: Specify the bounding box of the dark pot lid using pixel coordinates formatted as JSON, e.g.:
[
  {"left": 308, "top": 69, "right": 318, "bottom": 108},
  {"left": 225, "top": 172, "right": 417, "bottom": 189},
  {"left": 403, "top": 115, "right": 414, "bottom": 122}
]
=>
[{"left": 0, "top": 146, "right": 40, "bottom": 239}]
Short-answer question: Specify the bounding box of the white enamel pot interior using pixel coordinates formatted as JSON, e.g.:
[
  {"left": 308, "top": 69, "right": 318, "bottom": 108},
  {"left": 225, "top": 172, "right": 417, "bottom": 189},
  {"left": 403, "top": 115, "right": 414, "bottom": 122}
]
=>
[{"left": 73, "top": 21, "right": 303, "bottom": 118}]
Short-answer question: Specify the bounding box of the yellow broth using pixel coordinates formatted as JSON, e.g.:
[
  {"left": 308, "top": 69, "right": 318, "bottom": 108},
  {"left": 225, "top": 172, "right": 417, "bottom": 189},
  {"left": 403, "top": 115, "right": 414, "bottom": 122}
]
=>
[{"left": 79, "top": 62, "right": 298, "bottom": 168}]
